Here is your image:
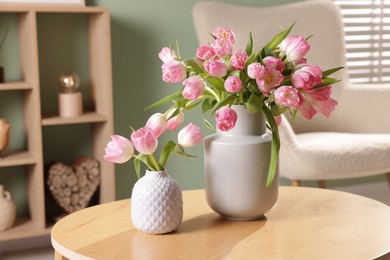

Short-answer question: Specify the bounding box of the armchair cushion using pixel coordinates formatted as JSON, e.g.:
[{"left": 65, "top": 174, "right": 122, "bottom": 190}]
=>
[{"left": 281, "top": 131, "right": 390, "bottom": 180}]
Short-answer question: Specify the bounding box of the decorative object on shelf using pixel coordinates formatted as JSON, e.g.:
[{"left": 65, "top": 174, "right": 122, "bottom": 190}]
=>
[
  {"left": 0, "top": 0, "right": 85, "bottom": 5},
  {"left": 58, "top": 72, "right": 83, "bottom": 117},
  {"left": 151, "top": 25, "right": 342, "bottom": 219},
  {"left": 46, "top": 157, "right": 100, "bottom": 214},
  {"left": 104, "top": 119, "right": 202, "bottom": 234},
  {"left": 131, "top": 169, "right": 182, "bottom": 234},
  {"left": 0, "top": 185, "right": 16, "bottom": 231},
  {"left": 0, "top": 26, "right": 9, "bottom": 83},
  {"left": 0, "top": 118, "right": 10, "bottom": 157}
]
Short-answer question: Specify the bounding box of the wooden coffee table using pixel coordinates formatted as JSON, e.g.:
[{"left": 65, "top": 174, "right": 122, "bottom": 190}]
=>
[{"left": 51, "top": 187, "right": 390, "bottom": 259}]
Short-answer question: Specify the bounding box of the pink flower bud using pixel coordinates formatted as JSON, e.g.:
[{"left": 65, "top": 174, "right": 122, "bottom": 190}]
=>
[
  {"left": 292, "top": 65, "right": 323, "bottom": 90},
  {"left": 230, "top": 50, "right": 248, "bottom": 70},
  {"left": 182, "top": 76, "right": 205, "bottom": 100},
  {"left": 104, "top": 135, "right": 134, "bottom": 164},
  {"left": 256, "top": 67, "right": 284, "bottom": 96},
  {"left": 158, "top": 47, "right": 178, "bottom": 63},
  {"left": 247, "top": 62, "right": 265, "bottom": 79},
  {"left": 224, "top": 76, "right": 242, "bottom": 93},
  {"left": 178, "top": 123, "right": 203, "bottom": 148},
  {"left": 274, "top": 86, "right": 300, "bottom": 108},
  {"left": 196, "top": 44, "right": 216, "bottom": 61},
  {"left": 204, "top": 59, "right": 228, "bottom": 77},
  {"left": 166, "top": 110, "right": 184, "bottom": 131},
  {"left": 279, "top": 36, "right": 310, "bottom": 62},
  {"left": 263, "top": 56, "right": 285, "bottom": 72},
  {"left": 211, "top": 37, "right": 233, "bottom": 58},
  {"left": 146, "top": 113, "right": 167, "bottom": 138},
  {"left": 161, "top": 60, "right": 186, "bottom": 83},
  {"left": 216, "top": 106, "right": 238, "bottom": 131},
  {"left": 212, "top": 27, "right": 236, "bottom": 45},
  {"left": 130, "top": 126, "right": 158, "bottom": 155}
]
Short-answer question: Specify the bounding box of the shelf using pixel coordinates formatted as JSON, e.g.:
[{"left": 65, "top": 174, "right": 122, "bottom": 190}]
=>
[
  {"left": 0, "top": 151, "right": 36, "bottom": 168},
  {"left": 0, "top": 217, "right": 51, "bottom": 241},
  {"left": 0, "top": 81, "right": 32, "bottom": 91},
  {"left": 41, "top": 112, "right": 108, "bottom": 126}
]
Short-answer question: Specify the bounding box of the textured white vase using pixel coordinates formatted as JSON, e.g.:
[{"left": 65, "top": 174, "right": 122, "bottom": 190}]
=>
[
  {"left": 0, "top": 185, "right": 16, "bottom": 231},
  {"left": 131, "top": 169, "right": 183, "bottom": 234},
  {"left": 204, "top": 105, "right": 279, "bottom": 220}
]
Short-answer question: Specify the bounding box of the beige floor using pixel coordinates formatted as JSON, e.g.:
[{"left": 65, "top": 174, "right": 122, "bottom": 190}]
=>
[{"left": 1, "top": 181, "right": 389, "bottom": 260}]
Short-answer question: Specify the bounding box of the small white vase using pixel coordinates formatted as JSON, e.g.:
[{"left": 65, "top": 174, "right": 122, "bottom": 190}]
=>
[
  {"left": 204, "top": 105, "right": 278, "bottom": 220},
  {"left": 131, "top": 169, "right": 183, "bottom": 234},
  {"left": 0, "top": 185, "right": 16, "bottom": 231}
]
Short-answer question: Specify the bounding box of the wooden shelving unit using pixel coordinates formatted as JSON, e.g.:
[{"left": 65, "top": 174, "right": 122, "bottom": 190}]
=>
[{"left": 0, "top": 5, "right": 115, "bottom": 242}]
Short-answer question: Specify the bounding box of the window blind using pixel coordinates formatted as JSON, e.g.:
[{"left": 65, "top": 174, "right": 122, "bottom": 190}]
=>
[{"left": 334, "top": 0, "right": 390, "bottom": 83}]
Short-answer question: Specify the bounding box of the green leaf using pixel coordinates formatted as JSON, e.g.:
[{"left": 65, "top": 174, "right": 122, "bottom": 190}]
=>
[
  {"left": 203, "top": 118, "right": 215, "bottom": 131},
  {"left": 291, "top": 109, "right": 298, "bottom": 124},
  {"left": 211, "top": 95, "right": 236, "bottom": 115},
  {"left": 202, "top": 98, "right": 214, "bottom": 115},
  {"left": 184, "top": 98, "right": 204, "bottom": 111},
  {"left": 205, "top": 77, "right": 225, "bottom": 92},
  {"left": 145, "top": 90, "right": 181, "bottom": 110},
  {"left": 247, "top": 80, "right": 262, "bottom": 95},
  {"left": 186, "top": 58, "right": 206, "bottom": 74},
  {"left": 314, "top": 77, "right": 341, "bottom": 89},
  {"left": 135, "top": 154, "right": 155, "bottom": 172},
  {"left": 244, "top": 93, "right": 264, "bottom": 114},
  {"left": 134, "top": 158, "right": 141, "bottom": 179},
  {"left": 322, "top": 67, "right": 344, "bottom": 78},
  {"left": 166, "top": 108, "right": 180, "bottom": 120},
  {"left": 265, "top": 22, "right": 295, "bottom": 50},
  {"left": 270, "top": 103, "right": 289, "bottom": 116},
  {"left": 245, "top": 31, "right": 253, "bottom": 56},
  {"left": 261, "top": 104, "right": 280, "bottom": 188},
  {"left": 159, "top": 141, "right": 177, "bottom": 168},
  {"left": 244, "top": 52, "right": 259, "bottom": 69}
]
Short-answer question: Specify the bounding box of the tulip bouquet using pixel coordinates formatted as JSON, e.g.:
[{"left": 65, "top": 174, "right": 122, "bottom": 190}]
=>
[{"left": 149, "top": 23, "right": 342, "bottom": 187}]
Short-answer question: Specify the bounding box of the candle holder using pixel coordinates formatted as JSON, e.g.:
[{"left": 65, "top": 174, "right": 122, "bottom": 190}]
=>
[{"left": 58, "top": 72, "right": 83, "bottom": 117}]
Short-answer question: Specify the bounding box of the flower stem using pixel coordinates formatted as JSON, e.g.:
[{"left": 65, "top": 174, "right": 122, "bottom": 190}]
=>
[{"left": 148, "top": 154, "right": 162, "bottom": 171}]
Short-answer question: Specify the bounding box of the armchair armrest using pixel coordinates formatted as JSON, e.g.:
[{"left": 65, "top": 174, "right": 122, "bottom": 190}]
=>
[{"left": 335, "top": 83, "right": 390, "bottom": 133}]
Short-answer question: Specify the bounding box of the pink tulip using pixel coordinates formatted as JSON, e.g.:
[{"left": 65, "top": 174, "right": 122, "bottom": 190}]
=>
[
  {"left": 263, "top": 56, "right": 285, "bottom": 72},
  {"left": 211, "top": 37, "right": 233, "bottom": 58},
  {"left": 212, "top": 27, "right": 236, "bottom": 45},
  {"left": 224, "top": 76, "right": 242, "bottom": 93},
  {"left": 247, "top": 62, "right": 265, "bottom": 79},
  {"left": 166, "top": 110, "right": 184, "bottom": 131},
  {"left": 131, "top": 126, "right": 158, "bottom": 155},
  {"left": 298, "top": 86, "right": 338, "bottom": 119},
  {"left": 230, "top": 50, "right": 248, "bottom": 70},
  {"left": 295, "top": 56, "right": 307, "bottom": 65},
  {"left": 162, "top": 60, "right": 186, "bottom": 83},
  {"left": 182, "top": 76, "right": 205, "bottom": 100},
  {"left": 178, "top": 123, "right": 203, "bottom": 148},
  {"left": 279, "top": 36, "right": 310, "bottom": 62},
  {"left": 158, "top": 47, "right": 178, "bottom": 63},
  {"left": 274, "top": 86, "right": 300, "bottom": 108},
  {"left": 256, "top": 67, "right": 284, "bottom": 96},
  {"left": 204, "top": 59, "right": 228, "bottom": 77},
  {"left": 196, "top": 44, "right": 216, "bottom": 61},
  {"left": 216, "top": 106, "right": 238, "bottom": 131},
  {"left": 292, "top": 65, "right": 323, "bottom": 90},
  {"left": 146, "top": 113, "right": 167, "bottom": 138},
  {"left": 104, "top": 135, "right": 134, "bottom": 164}
]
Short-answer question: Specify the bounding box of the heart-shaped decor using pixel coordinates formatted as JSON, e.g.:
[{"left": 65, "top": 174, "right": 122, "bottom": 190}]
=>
[{"left": 46, "top": 157, "right": 100, "bottom": 214}]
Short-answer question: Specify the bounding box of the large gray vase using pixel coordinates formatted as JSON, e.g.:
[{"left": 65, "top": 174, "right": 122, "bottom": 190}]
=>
[{"left": 204, "top": 105, "right": 278, "bottom": 220}]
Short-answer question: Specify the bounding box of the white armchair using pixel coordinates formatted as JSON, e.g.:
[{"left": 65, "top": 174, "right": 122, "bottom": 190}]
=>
[{"left": 192, "top": 0, "right": 390, "bottom": 188}]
